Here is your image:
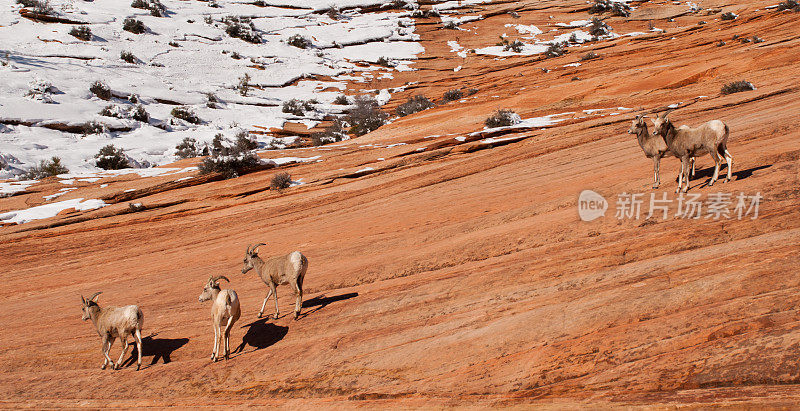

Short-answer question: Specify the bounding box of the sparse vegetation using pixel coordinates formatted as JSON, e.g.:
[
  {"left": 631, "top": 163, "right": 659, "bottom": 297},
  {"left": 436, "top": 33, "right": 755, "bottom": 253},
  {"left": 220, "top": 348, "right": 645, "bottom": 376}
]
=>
[
  {"left": 23, "top": 156, "right": 68, "bottom": 179},
  {"left": 99, "top": 105, "right": 124, "bottom": 118},
  {"left": 18, "top": 0, "right": 54, "bottom": 15},
  {"left": 234, "top": 130, "right": 258, "bottom": 151},
  {"left": 69, "top": 25, "right": 92, "bottom": 41},
  {"left": 131, "top": 105, "right": 149, "bottom": 122},
  {"left": 198, "top": 134, "right": 260, "bottom": 178},
  {"left": 171, "top": 106, "right": 201, "bottom": 124},
  {"left": 581, "top": 51, "right": 599, "bottom": 61},
  {"left": 720, "top": 12, "right": 738, "bottom": 20},
  {"left": 131, "top": 0, "right": 166, "bottom": 17},
  {"left": 287, "top": 34, "right": 311, "bottom": 49},
  {"left": 376, "top": 56, "right": 394, "bottom": 67},
  {"left": 441, "top": 88, "right": 477, "bottom": 103},
  {"left": 589, "top": 18, "right": 611, "bottom": 38},
  {"left": 484, "top": 109, "right": 521, "bottom": 128},
  {"left": 238, "top": 73, "right": 251, "bottom": 96},
  {"left": 589, "top": 0, "right": 630, "bottom": 17},
  {"left": 347, "top": 95, "right": 388, "bottom": 136},
  {"left": 333, "top": 94, "right": 350, "bottom": 105},
  {"left": 90, "top": 80, "right": 111, "bottom": 100},
  {"left": 442, "top": 21, "right": 458, "bottom": 30},
  {"left": 777, "top": 0, "right": 800, "bottom": 11},
  {"left": 270, "top": 172, "right": 292, "bottom": 190},
  {"left": 83, "top": 121, "right": 105, "bottom": 135},
  {"left": 169, "top": 40, "right": 180, "bottom": 47},
  {"left": 222, "top": 16, "right": 262, "bottom": 43},
  {"left": 721, "top": 80, "right": 755, "bottom": 95},
  {"left": 24, "top": 78, "right": 55, "bottom": 103},
  {"left": 120, "top": 51, "right": 137, "bottom": 64},
  {"left": 95, "top": 145, "right": 130, "bottom": 170},
  {"left": 497, "top": 36, "right": 524, "bottom": 53},
  {"left": 544, "top": 42, "right": 567, "bottom": 58},
  {"left": 282, "top": 99, "right": 314, "bottom": 116},
  {"left": 311, "top": 119, "right": 348, "bottom": 146},
  {"left": 123, "top": 18, "right": 146, "bottom": 34},
  {"left": 175, "top": 137, "right": 199, "bottom": 159},
  {"left": 396, "top": 95, "right": 435, "bottom": 117},
  {"left": 205, "top": 92, "right": 220, "bottom": 108}
]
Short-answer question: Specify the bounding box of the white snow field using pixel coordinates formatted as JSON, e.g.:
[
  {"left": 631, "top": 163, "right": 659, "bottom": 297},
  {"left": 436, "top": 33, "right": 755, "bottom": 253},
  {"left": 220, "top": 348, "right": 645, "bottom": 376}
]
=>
[{"left": 0, "top": 0, "right": 432, "bottom": 178}]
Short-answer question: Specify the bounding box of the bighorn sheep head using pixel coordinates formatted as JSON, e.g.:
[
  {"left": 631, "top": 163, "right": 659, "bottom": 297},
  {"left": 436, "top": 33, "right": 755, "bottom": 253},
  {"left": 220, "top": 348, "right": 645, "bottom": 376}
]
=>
[
  {"left": 628, "top": 114, "right": 648, "bottom": 135},
  {"left": 80, "top": 292, "right": 102, "bottom": 320},
  {"left": 199, "top": 275, "right": 229, "bottom": 302},
  {"left": 241, "top": 243, "right": 266, "bottom": 274},
  {"left": 650, "top": 109, "right": 675, "bottom": 137}
]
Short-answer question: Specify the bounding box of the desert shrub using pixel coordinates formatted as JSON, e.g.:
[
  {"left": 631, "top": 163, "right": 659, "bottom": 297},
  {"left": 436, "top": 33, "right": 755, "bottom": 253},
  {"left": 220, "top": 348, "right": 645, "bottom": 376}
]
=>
[
  {"left": 222, "top": 16, "right": 262, "bottom": 43},
  {"left": 751, "top": 35, "right": 765, "bottom": 43},
  {"left": 171, "top": 106, "right": 201, "bottom": 124},
  {"left": 311, "top": 119, "right": 348, "bottom": 146},
  {"left": 484, "top": 109, "right": 521, "bottom": 128},
  {"left": 442, "top": 21, "right": 458, "bottom": 29},
  {"left": 25, "top": 78, "right": 55, "bottom": 103},
  {"left": 581, "top": 51, "right": 599, "bottom": 61},
  {"left": 20, "top": 0, "right": 53, "bottom": 15},
  {"left": 396, "top": 95, "right": 435, "bottom": 117},
  {"left": 287, "top": 34, "right": 311, "bottom": 49},
  {"left": 198, "top": 136, "right": 260, "bottom": 178},
  {"left": 720, "top": 12, "right": 738, "bottom": 20},
  {"left": 120, "top": 51, "right": 137, "bottom": 64},
  {"left": 497, "top": 36, "right": 524, "bottom": 53},
  {"left": 333, "top": 94, "right": 350, "bottom": 105},
  {"left": 376, "top": 56, "right": 394, "bottom": 67},
  {"left": 24, "top": 156, "right": 68, "bottom": 179},
  {"left": 270, "top": 172, "right": 292, "bottom": 190},
  {"left": 175, "top": 137, "right": 199, "bottom": 159},
  {"left": 169, "top": 40, "right": 180, "bottom": 47},
  {"left": 589, "top": 18, "right": 611, "bottom": 37},
  {"left": 83, "top": 121, "right": 105, "bottom": 135},
  {"left": 326, "top": 6, "right": 340, "bottom": 19},
  {"left": 95, "top": 145, "right": 130, "bottom": 170},
  {"left": 234, "top": 130, "right": 258, "bottom": 151},
  {"left": 123, "top": 18, "right": 146, "bottom": 34},
  {"left": 132, "top": 0, "right": 166, "bottom": 17},
  {"left": 347, "top": 95, "right": 388, "bottom": 136},
  {"left": 777, "top": 0, "right": 800, "bottom": 11},
  {"left": 99, "top": 104, "right": 124, "bottom": 118},
  {"left": 544, "top": 42, "right": 567, "bottom": 58},
  {"left": 69, "top": 25, "right": 92, "bottom": 41},
  {"left": 588, "top": 0, "right": 630, "bottom": 17},
  {"left": 442, "top": 88, "right": 464, "bottom": 102},
  {"left": 90, "top": 80, "right": 111, "bottom": 100},
  {"left": 131, "top": 105, "right": 149, "bottom": 122},
  {"left": 237, "top": 73, "right": 251, "bottom": 97},
  {"left": 721, "top": 80, "right": 755, "bottom": 95},
  {"left": 509, "top": 11, "right": 520, "bottom": 18},
  {"left": 282, "top": 99, "right": 313, "bottom": 116},
  {"left": 205, "top": 92, "right": 219, "bottom": 108}
]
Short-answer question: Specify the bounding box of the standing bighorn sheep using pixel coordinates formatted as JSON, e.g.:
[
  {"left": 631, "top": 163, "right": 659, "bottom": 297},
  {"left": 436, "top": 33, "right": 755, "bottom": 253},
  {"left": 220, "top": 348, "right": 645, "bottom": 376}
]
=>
[
  {"left": 80, "top": 292, "right": 144, "bottom": 370},
  {"left": 198, "top": 275, "right": 240, "bottom": 362},
  {"left": 651, "top": 110, "right": 733, "bottom": 192},
  {"left": 628, "top": 114, "right": 695, "bottom": 189},
  {"left": 241, "top": 243, "right": 308, "bottom": 320}
]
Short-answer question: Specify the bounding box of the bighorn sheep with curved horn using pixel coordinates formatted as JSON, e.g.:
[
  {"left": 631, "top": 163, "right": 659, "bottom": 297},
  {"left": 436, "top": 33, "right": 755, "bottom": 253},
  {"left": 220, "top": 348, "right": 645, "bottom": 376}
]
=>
[
  {"left": 198, "top": 275, "right": 240, "bottom": 362},
  {"left": 241, "top": 243, "right": 308, "bottom": 320},
  {"left": 651, "top": 109, "right": 733, "bottom": 193},
  {"left": 80, "top": 292, "right": 144, "bottom": 370},
  {"left": 628, "top": 114, "right": 695, "bottom": 189}
]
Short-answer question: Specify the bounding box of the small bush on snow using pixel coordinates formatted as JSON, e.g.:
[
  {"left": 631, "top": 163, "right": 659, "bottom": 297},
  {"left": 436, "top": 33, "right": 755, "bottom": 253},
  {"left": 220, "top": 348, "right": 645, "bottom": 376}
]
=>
[
  {"left": 223, "top": 16, "right": 262, "bottom": 43},
  {"left": 777, "top": 0, "right": 800, "bottom": 11},
  {"left": 544, "top": 42, "right": 567, "bottom": 58},
  {"left": 333, "top": 95, "right": 350, "bottom": 105},
  {"left": 589, "top": 18, "right": 611, "bottom": 38},
  {"left": 83, "top": 121, "right": 106, "bottom": 135},
  {"left": 720, "top": 12, "right": 738, "bottom": 20},
  {"left": 89, "top": 80, "right": 111, "bottom": 100},
  {"left": 123, "top": 18, "right": 146, "bottom": 34},
  {"left": 287, "top": 34, "right": 311, "bottom": 49},
  {"left": 25, "top": 78, "right": 56, "bottom": 103},
  {"left": 270, "top": 172, "right": 292, "bottom": 190},
  {"left": 311, "top": 119, "right": 348, "bottom": 146},
  {"left": 589, "top": 0, "right": 630, "bottom": 17},
  {"left": 131, "top": 105, "right": 149, "bottom": 122},
  {"left": 282, "top": 99, "right": 314, "bottom": 116},
  {"left": 198, "top": 134, "right": 260, "bottom": 179},
  {"left": 69, "top": 25, "right": 92, "bottom": 41},
  {"left": 496, "top": 36, "right": 524, "bottom": 53},
  {"left": 376, "top": 56, "right": 394, "bottom": 67},
  {"left": 396, "top": 95, "right": 435, "bottom": 117},
  {"left": 171, "top": 106, "right": 201, "bottom": 124},
  {"left": 484, "top": 109, "right": 521, "bottom": 128},
  {"left": 347, "top": 95, "right": 388, "bottom": 136},
  {"left": 18, "top": 0, "right": 54, "bottom": 15},
  {"left": 237, "top": 73, "right": 251, "bottom": 97},
  {"left": 23, "top": 156, "right": 68, "bottom": 180},
  {"left": 234, "top": 130, "right": 258, "bottom": 151},
  {"left": 175, "top": 137, "right": 199, "bottom": 159},
  {"left": 120, "top": 51, "right": 137, "bottom": 64},
  {"left": 95, "top": 145, "right": 130, "bottom": 170}
]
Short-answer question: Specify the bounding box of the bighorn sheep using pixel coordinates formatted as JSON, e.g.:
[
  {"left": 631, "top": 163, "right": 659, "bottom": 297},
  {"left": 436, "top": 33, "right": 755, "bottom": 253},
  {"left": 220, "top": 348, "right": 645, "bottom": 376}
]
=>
[
  {"left": 651, "top": 110, "right": 732, "bottom": 192},
  {"left": 80, "top": 292, "right": 144, "bottom": 370},
  {"left": 628, "top": 114, "right": 694, "bottom": 189},
  {"left": 241, "top": 243, "right": 308, "bottom": 320},
  {"left": 198, "top": 275, "right": 240, "bottom": 362}
]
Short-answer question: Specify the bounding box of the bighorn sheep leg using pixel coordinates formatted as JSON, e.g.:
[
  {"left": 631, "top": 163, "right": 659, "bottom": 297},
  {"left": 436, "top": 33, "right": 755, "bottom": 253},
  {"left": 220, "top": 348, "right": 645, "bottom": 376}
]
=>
[
  {"left": 259, "top": 288, "right": 274, "bottom": 319},
  {"left": 115, "top": 334, "right": 130, "bottom": 370},
  {"left": 134, "top": 328, "right": 143, "bottom": 370}
]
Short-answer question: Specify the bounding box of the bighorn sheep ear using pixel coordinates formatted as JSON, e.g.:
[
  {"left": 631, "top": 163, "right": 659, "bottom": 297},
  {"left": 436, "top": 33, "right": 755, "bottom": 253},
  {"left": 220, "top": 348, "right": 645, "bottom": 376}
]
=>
[{"left": 89, "top": 291, "right": 102, "bottom": 302}]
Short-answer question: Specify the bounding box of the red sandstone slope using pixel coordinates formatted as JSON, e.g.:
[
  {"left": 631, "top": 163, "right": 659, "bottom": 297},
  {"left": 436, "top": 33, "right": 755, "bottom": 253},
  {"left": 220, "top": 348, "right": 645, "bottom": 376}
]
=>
[{"left": 2, "top": 0, "right": 800, "bottom": 407}]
